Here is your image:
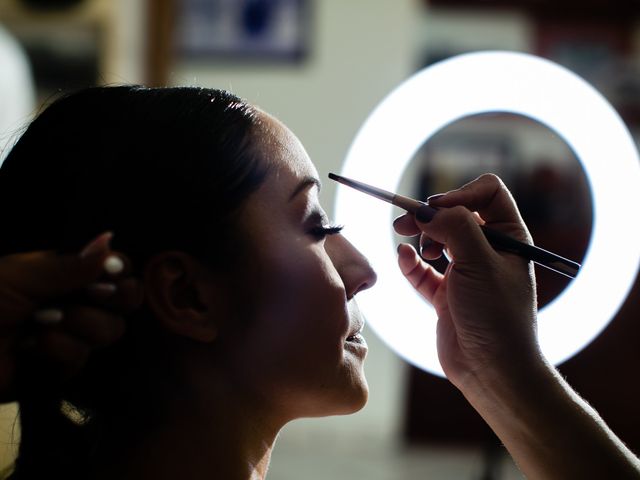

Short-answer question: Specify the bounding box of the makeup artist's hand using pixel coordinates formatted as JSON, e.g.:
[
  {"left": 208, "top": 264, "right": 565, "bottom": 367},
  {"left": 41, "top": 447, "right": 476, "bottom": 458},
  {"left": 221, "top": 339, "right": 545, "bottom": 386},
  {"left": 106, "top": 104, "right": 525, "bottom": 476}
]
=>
[
  {"left": 0, "top": 233, "right": 142, "bottom": 402},
  {"left": 393, "top": 174, "right": 538, "bottom": 390},
  {"left": 395, "top": 176, "right": 640, "bottom": 479}
]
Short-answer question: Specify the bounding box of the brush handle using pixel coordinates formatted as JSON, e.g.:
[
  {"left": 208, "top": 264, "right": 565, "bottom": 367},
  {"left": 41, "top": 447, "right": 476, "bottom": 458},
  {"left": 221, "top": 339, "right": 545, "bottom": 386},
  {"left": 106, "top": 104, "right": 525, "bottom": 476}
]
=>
[
  {"left": 480, "top": 225, "right": 580, "bottom": 278},
  {"left": 416, "top": 202, "right": 581, "bottom": 278},
  {"left": 327, "top": 173, "right": 581, "bottom": 278}
]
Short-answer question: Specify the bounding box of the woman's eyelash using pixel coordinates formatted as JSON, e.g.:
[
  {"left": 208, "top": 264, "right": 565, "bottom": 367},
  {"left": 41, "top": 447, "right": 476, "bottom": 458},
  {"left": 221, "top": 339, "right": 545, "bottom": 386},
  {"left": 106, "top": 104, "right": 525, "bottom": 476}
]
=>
[{"left": 309, "top": 224, "right": 344, "bottom": 239}]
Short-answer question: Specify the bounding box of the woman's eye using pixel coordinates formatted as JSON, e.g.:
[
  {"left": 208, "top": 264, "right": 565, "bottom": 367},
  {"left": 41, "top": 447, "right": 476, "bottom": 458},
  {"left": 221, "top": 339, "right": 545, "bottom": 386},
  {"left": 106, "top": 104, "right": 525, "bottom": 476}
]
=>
[{"left": 309, "top": 224, "right": 344, "bottom": 240}]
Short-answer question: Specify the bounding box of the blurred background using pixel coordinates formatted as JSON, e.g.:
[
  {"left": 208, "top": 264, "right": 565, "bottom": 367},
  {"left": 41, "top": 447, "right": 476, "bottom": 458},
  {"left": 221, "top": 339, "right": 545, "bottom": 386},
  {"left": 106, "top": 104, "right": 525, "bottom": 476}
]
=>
[{"left": 1, "top": 0, "right": 640, "bottom": 478}]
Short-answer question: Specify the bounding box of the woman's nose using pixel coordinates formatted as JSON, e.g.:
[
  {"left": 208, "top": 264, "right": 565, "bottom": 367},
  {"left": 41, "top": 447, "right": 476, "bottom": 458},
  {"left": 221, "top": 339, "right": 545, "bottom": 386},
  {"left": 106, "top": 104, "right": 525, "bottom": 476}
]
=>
[{"left": 326, "top": 235, "right": 377, "bottom": 299}]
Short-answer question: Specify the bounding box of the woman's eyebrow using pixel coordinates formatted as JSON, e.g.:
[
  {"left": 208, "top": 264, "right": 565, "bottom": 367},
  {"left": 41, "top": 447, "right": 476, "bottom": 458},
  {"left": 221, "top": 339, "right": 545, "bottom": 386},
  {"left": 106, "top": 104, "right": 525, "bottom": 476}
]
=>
[{"left": 288, "top": 176, "right": 321, "bottom": 201}]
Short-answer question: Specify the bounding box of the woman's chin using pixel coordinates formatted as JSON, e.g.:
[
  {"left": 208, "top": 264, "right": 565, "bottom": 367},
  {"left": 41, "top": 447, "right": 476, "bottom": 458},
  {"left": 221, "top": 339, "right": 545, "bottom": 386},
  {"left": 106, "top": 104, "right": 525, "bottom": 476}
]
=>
[
  {"left": 346, "top": 384, "right": 369, "bottom": 414},
  {"left": 330, "top": 376, "right": 369, "bottom": 416},
  {"left": 296, "top": 376, "right": 369, "bottom": 419}
]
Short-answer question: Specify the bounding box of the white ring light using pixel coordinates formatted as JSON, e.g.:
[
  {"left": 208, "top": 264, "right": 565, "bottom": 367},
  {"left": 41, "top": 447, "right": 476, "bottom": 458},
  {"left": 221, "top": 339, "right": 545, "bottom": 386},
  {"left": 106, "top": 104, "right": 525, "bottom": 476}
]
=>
[{"left": 334, "top": 51, "right": 640, "bottom": 377}]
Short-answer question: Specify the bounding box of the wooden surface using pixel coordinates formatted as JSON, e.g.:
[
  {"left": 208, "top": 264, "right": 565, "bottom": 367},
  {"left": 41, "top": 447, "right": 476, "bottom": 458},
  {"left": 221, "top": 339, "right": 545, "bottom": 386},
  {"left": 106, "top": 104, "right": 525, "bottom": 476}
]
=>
[{"left": 146, "top": 0, "right": 175, "bottom": 87}]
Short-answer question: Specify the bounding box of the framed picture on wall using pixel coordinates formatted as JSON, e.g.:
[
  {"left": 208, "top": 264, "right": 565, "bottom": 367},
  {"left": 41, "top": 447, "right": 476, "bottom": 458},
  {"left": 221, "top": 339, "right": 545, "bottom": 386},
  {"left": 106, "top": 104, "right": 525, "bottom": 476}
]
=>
[{"left": 176, "top": 0, "right": 310, "bottom": 62}]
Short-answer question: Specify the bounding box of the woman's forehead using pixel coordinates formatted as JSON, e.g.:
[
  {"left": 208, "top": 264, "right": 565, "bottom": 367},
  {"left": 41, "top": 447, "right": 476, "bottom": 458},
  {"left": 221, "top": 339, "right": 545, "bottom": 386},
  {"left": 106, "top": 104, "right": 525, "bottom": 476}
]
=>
[
  {"left": 258, "top": 112, "right": 319, "bottom": 189},
  {"left": 264, "top": 157, "right": 320, "bottom": 203}
]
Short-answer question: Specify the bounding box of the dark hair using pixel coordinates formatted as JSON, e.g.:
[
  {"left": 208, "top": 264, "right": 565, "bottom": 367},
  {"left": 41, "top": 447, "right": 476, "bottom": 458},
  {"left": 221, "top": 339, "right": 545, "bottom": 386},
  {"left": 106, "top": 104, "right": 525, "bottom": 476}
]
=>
[{"left": 0, "top": 85, "right": 269, "bottom": 479}]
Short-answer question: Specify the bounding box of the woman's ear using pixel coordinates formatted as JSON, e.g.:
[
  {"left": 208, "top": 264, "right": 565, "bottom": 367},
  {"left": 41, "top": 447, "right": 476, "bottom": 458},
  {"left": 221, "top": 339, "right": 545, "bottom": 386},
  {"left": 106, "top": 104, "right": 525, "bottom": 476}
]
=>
[{"left": 144, "top": 251, "right": 226, "bottom": 343}]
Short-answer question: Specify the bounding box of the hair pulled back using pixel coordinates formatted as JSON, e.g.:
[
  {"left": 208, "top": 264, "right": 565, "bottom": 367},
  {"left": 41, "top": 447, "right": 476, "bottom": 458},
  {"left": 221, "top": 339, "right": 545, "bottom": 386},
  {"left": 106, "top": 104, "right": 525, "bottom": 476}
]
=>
[{"left": 0, "top": 85, "right": 268, "bottom": 479}]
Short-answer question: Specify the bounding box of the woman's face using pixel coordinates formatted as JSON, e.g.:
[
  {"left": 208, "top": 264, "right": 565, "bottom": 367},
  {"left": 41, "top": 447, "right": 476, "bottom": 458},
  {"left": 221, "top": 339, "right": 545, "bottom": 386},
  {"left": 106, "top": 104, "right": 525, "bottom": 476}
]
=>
[{"left": 221, "top": 112, "right": 377, "bottom": 421}]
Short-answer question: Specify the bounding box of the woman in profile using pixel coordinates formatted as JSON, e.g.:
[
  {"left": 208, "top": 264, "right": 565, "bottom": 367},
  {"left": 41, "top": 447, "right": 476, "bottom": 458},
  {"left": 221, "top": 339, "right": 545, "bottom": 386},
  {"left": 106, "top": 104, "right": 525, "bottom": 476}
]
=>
[
  {"left": 1, "top": 85, "right": 638, "bottom": 479},
  {"left": 1, "top": 86, "right": 376, "bottom": 479}
]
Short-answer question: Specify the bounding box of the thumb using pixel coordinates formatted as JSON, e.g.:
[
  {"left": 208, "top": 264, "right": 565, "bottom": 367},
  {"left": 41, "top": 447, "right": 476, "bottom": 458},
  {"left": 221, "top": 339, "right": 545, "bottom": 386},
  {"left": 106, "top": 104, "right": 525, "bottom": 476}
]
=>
[
  {"left": 418, "top": 205, "right": 497, "bottom": 266},
  {"left": 12, "top": 232, "right": 115, "bottom": 300}
]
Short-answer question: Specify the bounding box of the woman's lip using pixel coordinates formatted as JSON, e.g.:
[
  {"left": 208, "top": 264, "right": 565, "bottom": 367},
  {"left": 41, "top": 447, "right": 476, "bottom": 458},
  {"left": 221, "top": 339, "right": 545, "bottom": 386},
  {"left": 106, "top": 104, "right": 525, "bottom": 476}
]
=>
[
  {"left": 346, "top": 302, "right": 365, "bottom": 338},
  {"left": 345, "top": 334, "right": 368, "bottom": 354},
  {"left": 345, "top": 332, "right": 366, "bottom": 344},
  {"left": 347, "top": 322, "right": 365, "bottom": 339}
]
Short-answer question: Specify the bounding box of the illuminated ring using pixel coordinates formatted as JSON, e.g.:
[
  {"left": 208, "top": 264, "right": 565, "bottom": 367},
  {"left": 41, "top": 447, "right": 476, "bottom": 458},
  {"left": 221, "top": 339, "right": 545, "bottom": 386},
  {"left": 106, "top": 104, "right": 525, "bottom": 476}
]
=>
[{"left": 334, "top": 51, "right": 640, "bottom": 376}]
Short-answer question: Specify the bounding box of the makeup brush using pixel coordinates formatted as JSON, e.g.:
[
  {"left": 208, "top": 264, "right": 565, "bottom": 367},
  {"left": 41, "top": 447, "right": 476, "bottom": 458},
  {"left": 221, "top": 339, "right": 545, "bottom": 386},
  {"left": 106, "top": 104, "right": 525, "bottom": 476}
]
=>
[{"left": 329, "top": 172, "right": 580, "bottom": 278}]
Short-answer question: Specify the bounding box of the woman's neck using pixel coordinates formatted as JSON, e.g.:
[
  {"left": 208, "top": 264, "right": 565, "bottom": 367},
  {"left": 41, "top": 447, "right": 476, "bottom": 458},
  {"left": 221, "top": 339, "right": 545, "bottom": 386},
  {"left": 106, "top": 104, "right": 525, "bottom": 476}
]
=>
[
  {"left": 92, "top": 370, "right": 282, "bottom": 480},
  {"left": 126, "top": 408, "right": 277, "bottom": 480}
]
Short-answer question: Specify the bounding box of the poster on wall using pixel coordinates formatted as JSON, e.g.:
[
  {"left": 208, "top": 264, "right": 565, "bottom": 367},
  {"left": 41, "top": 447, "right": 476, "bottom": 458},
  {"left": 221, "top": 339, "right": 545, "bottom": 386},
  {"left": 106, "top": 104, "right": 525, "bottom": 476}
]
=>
[{"left": 176, "top": 0, "right": 310, "bottom": 62}]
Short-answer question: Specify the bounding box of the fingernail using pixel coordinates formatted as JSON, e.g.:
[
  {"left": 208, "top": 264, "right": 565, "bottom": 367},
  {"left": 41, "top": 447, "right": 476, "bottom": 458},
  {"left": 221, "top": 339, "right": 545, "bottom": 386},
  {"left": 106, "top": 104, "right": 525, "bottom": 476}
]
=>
[
  {"left": 33, "top": 308, "right": 64, "bottom": 325},
  {"left": 80, "top": 232, "right": 113, "bottom": 258},
  {"left": 427, "top": 193, "right": 446, "bottom": 204},
  {"left": 104, "top": 256, "right": 124, "bottom": 275},
  {"left": 416, "top": 204, "right": 437, "bottom": 223},
  {"left": 86, "top": 282, "right": 117, "bottom": 296},
  {"left": 420, "top": 239, "right": 433, "bottom": 258}
]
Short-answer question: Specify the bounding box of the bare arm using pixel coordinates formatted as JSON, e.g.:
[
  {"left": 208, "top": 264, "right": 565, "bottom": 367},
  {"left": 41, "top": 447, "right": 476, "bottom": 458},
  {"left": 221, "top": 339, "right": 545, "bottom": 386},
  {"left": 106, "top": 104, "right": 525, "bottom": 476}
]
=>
[
  {"left": 394, "top": 174, "right": 640, "bottom": 479},
  {"left": 462, "top": 350, "right": 640, "bottom": 479}
]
